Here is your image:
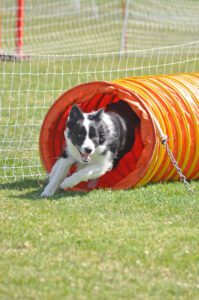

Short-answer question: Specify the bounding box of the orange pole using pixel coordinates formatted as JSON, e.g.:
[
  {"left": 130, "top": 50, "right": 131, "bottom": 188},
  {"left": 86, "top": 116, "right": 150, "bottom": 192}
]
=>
[
  {"left": 16, "top": 0, "right": 24, "bottom": 56},
  {"left": 121, "top": 0, "right": 126, "bottom": 18}
]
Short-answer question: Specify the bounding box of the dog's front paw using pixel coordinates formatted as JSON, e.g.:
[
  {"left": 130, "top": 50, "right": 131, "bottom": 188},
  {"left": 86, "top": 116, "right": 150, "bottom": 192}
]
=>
[
  {"left": 40, "top": 187, "right": 57, "bottom": 197},
  {"left": 60, "top": 178, "right": 74, "bottom": 190}
]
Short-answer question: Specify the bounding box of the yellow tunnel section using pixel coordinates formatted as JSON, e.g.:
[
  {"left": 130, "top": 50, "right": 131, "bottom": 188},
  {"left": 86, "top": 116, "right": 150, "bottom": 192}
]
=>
[{"left": 113, "top": 73, "right": 199, "bottom": 186}]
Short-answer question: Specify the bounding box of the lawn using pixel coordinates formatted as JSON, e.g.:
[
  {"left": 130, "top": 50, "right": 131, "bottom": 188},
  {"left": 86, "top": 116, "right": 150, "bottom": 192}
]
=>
[
  {"left": 0, "top": 179, "right": 199, "bottom": 300},
  {"left": 0, "top": 46, "right": 199, "bottom": 300}
]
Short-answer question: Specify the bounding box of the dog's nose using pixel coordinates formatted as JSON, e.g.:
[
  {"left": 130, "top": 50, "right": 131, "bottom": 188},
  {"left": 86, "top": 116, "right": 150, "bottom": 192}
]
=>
[{"left": 84, "top": 147, "right": 92, "bottom": 154}]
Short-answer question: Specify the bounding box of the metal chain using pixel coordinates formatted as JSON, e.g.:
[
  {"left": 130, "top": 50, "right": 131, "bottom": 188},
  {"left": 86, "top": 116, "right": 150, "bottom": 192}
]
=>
[{"left": 161, "top": 138, "right": 193, "bottom": 192}]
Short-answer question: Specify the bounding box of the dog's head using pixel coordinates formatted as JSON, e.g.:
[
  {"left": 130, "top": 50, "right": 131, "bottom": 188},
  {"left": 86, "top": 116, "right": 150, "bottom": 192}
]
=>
[{"left": 65, "top": 105, "right": 107, "bottom": 163}]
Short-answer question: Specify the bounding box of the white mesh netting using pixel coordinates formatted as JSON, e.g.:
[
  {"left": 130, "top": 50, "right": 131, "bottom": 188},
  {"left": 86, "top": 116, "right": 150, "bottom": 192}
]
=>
[{"left": 0, "top": 0, "right": 198, "bottom": 179}]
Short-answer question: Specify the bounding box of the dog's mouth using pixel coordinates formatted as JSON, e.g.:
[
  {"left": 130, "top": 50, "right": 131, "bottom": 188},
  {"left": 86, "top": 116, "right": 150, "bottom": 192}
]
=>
[{"left": 80, "top": 152, "right": 91, "bottom": 163}]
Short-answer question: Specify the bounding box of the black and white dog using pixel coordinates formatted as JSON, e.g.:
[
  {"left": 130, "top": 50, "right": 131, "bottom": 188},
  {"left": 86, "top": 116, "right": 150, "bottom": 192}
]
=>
[{"left": 41, "top": 101, "right": 139, "bottom": 197}]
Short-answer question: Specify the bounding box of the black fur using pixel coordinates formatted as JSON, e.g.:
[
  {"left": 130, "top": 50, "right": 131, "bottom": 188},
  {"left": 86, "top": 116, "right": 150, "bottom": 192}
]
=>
[{"left": 106, "top": 101, "right": 140, "bottom": 166}]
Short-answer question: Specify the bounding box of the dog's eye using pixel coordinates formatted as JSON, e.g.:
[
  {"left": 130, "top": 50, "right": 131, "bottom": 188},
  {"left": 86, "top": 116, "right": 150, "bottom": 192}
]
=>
[
  {"left": 76, "top": 127, "right": 86, "bottom": 138},
  {"left": 89, "top": 126, "right": 97, "bottom": 139}
]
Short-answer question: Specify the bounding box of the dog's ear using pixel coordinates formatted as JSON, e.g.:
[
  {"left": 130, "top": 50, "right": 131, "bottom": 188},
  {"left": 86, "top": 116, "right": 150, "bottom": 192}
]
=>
[
  {"left": 93, "top": 108, "right": 104, "bottom": 121},
  {"left": 67, "top": 105, "right": 83, "bottom": 130},
  {"left": 70, "top": 104, "right": 84, "bottom": 120}
]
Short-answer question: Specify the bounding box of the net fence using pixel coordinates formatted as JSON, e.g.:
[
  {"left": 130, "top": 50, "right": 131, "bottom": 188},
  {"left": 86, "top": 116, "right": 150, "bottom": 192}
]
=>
[
  {"left": 1, "top": 0, "right": 199, "bottom": 55},
  {"left": 0, "top": 0, "right": 198, "bottom": 180}
]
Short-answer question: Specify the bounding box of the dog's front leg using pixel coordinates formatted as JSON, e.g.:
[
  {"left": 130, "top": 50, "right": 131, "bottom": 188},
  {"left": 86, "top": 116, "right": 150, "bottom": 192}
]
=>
[
  {"left": 41, "top": 157, "right": 75, "bottom": 197},
  {"left": 60, "top": 163, "right": 112, "bottom": 190}
]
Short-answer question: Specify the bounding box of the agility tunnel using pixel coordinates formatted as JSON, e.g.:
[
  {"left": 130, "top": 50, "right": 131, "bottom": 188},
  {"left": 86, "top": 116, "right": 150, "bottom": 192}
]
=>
[{"left": 39, "top": 73, "right": 199, "bottom": 191}]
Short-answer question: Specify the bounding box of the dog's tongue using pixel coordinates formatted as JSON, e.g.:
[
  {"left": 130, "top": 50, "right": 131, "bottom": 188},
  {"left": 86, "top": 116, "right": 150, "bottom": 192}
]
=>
[{"left": 81, "top": 153, "right": 91, "bottom": 162}]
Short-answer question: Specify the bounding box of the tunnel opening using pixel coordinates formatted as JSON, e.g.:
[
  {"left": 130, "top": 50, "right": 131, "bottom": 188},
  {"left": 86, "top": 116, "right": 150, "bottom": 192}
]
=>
[{"left": 40, "top": 81, "right": 156, "bottom": 190}]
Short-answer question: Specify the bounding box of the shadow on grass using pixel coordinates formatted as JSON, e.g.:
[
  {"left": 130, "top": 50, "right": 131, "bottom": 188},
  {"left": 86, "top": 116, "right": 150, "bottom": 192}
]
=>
[{"left": 0, "top": 178, "right": 87, "bottom": 201}]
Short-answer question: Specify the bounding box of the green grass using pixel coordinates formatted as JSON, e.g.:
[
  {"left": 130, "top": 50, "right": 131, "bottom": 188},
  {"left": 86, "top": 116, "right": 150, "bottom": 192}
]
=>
[
  {"left": 0, "top": 180, "right": 198, "bottom": 300},
  {"left": 0, "top": 43, "right": 198, "bottom": 300}
]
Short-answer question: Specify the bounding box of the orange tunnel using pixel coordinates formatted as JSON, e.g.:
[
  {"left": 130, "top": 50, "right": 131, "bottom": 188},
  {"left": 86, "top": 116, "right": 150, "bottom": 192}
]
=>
[{"left": 39, "top": 73, "right": 199, "bottom": 191}]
